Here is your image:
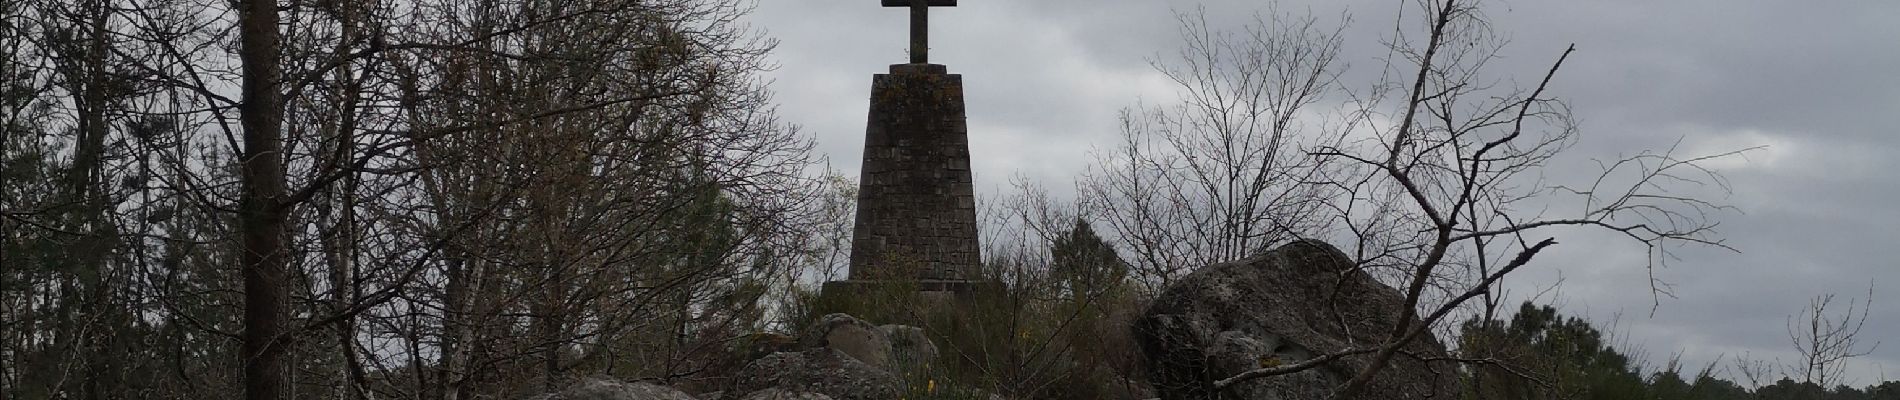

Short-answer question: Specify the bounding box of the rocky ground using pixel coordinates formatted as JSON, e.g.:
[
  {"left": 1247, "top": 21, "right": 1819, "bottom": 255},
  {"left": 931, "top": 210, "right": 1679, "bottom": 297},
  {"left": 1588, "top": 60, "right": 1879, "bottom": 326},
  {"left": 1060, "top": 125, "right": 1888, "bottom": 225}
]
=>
[{"left": 528, "top": 240, "right": 1454, "bottom": 400}]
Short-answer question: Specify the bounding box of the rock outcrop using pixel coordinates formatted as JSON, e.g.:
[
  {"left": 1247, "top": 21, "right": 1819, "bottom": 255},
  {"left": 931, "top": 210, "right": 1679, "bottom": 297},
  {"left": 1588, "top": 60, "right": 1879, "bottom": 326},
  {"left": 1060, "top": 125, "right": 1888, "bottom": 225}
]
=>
[
  {"left": 727, "top": 348, "right": 900, "bottom": 400},
  {"left": 718, "top": 313, "right": 947, "bottom": 400},
  {"left": 736, "top": 388, "right": 833, "bottom": 400},
  {"left": 800, "top": 314, "right": 892, "bottom": 370},
  {"left": 527, "top": 313, "right": 936, "bottom": 400},
  {"left": 1133, "top": 240, "right": 1458, "bottom": 399},
  {"left": 527, "top": 378, "right": 699, "bottom": 400},
  {"left": 878, "top": 324, "right": 938, "bottom": 376}
]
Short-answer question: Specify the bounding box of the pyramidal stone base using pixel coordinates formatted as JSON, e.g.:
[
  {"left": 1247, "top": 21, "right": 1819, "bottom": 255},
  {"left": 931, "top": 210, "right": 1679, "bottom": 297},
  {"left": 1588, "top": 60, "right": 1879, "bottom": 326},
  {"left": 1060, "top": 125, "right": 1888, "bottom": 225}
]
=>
[
  {"left": 816, "top": 63, "right": 997, "bottom": 318},
  {"left": 820, "top": 279, "right": 999, "bottom": 298},
  {"left": 845, "top": 63, "right": 981, "bottom": 283},
  {"left": 814, "top": 279, "right": 1004, "bottom": 325}
]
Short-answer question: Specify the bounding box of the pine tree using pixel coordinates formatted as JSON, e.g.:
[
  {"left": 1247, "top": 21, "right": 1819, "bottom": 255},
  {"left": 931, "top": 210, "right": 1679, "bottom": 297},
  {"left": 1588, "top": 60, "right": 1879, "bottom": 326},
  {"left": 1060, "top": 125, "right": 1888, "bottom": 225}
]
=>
[{"left": 1049, "top": 219, "right": 1128, "bottom": 300}]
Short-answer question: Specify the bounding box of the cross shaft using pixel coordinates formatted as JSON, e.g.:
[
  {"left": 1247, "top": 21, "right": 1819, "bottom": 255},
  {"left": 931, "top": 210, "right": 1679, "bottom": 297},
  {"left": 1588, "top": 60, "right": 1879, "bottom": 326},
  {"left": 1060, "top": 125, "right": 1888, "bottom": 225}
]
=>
[{"left": 882, "top": 0, "right": 955, "bottom": 64}]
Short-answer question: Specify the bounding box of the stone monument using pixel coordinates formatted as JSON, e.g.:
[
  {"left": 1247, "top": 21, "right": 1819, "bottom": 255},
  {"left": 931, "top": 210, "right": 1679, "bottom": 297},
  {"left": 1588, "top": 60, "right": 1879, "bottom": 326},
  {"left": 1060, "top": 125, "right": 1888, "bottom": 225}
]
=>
[{"left": 824, "top": 0, "right": 986, "bottom": 297}]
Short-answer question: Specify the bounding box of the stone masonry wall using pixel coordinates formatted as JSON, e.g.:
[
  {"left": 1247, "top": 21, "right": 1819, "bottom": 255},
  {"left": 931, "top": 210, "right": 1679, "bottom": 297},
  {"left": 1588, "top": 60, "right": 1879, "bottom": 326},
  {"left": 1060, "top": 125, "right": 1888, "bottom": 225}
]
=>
[{"left": 848, "top": 63, "right": 980, "bottom": 282}]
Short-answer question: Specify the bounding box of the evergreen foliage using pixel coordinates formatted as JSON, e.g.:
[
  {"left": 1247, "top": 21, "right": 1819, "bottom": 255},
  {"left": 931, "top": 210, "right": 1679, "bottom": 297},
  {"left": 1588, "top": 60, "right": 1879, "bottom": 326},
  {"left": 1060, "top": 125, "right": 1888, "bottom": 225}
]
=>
[{"left": 1459, "top": 302, "right": 1895, "bottom": 400}]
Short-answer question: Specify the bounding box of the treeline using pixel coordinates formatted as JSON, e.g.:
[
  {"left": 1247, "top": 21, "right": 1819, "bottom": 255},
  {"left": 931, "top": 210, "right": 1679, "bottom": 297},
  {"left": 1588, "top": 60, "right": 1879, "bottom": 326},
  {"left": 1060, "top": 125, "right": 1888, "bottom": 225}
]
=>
[{"left": 1461, "top": 302, "right": 1900, "bottom": 400}]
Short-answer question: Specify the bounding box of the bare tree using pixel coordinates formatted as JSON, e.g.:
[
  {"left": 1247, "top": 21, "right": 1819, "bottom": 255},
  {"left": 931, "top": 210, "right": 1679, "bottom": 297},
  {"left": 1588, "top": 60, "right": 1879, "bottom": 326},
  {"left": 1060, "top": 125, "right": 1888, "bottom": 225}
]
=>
[
  {"left": 1787, "top": 287, "right": 1880, "bottom": 388},
  {"left": 1728, "top": 352, "right": 1781, "bottom": 390},
  {"left": 1080, "top": 7, "right": 1346, "bottom": 292},
  {"left": 788, "top": 172, "right": 859, "bottom": 285},
  {"left": 1096, "top": 1, "right": 1747, "bottom": 398}
]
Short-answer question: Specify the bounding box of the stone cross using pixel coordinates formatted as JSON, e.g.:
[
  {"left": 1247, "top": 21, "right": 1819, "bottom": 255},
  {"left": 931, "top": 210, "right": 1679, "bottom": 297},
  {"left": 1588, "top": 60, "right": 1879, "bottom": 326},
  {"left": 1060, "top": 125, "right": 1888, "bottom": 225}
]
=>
[
  {"left": 817, "top": 0, "right": 988, "bottom": 313},
  {"left": 882, "top": 0, "right": 955, "bottom": 64}
]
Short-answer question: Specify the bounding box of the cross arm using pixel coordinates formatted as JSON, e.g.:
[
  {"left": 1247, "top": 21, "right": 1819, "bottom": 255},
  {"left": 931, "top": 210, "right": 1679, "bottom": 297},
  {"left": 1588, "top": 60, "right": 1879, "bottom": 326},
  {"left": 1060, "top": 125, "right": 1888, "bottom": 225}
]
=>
[
  {"left": 883, "top": 0, "right": 954, "bottom": 64},
  {"left": 881, "top": 0, "right": 955, "bottom": 6}
]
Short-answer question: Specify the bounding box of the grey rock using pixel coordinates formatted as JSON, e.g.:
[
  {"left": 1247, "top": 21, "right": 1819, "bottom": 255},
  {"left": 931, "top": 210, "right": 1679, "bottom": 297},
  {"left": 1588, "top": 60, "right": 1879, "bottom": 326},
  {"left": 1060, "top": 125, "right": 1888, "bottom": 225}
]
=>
[
  {"left": 736, "top": 332, "right": 800, "bottom": 360},
  {"left": 802, "top": 314, "right": 892, "bottom": 370},
  {"left": 877, "top": 324, "right": 938, "bottom": 377},
  {"left": 729, "top": 348, "right": 900, "bottom": 400},
  {"left": 526, "top": 378, "right": 698, "bottom": 400},
  {"left": 1133, "top": 240, "right": 1458, "bottom": 400},
  {"left": 736, "top": 388, "right": 834, "bottom": 400}
]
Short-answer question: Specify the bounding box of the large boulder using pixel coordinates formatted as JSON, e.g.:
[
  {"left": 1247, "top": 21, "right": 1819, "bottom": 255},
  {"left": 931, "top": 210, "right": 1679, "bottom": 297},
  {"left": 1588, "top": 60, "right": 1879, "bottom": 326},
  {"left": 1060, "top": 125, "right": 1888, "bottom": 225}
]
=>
[
  {"left": 737, "top": 332, "right": 801, "bottom": 360},
  {"left": 1133, "top": 240, "right": 1458, "bottom": 399},
  {"left": 727, "top": 348, "right": 900, "bottom": 400},
  {"left": 877, "top": 324, "right": 938, "bottom": 377},
  {"left": 736, "top": 389, "right": 833, "bottom": 400},
  {"left": 691, "top": 333, "right": 802, "bottom": 395},
  {"left": 801, "top": 314, "right": 892, "bottom": 370},
  {"left": 527, "top": 378, "right": 698, "bottom": 400}
]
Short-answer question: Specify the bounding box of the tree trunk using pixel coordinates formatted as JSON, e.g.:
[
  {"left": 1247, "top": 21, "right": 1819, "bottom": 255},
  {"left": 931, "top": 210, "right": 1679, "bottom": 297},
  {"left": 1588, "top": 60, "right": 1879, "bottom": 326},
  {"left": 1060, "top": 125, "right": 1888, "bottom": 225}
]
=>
[
  {"left": 66, "top": 3, "right": 115, "bottom": 398},
  {"left": 237, "top": 0, "right": 290, "bottom": 398},
  {"left": 437, "top": 256, "right": 469, "bottom": 400},
  {"left": 539, "top": 261, "right": 566, "bottom": 392}
]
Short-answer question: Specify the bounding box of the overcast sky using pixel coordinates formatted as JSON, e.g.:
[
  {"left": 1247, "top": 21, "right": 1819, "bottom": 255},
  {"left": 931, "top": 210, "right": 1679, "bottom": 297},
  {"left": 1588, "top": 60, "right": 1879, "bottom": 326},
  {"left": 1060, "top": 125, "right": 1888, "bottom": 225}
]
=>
[{"left": 749, "top": 0, "right": 1900, "bottom": 386}]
